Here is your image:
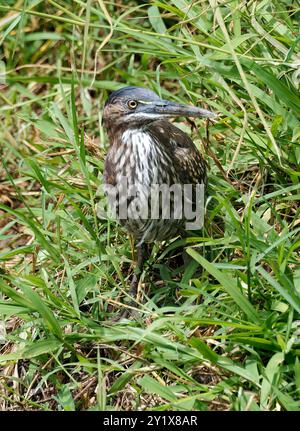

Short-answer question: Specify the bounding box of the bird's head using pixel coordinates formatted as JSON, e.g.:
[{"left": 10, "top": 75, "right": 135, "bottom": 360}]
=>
[{"left": 103, "top": 86, "right": 216, "bottom": 132}]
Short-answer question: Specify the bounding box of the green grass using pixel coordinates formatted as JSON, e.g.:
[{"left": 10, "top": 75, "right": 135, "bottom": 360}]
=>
[{"left": 0, "top": 0, "right": 300, "bottom": 411}]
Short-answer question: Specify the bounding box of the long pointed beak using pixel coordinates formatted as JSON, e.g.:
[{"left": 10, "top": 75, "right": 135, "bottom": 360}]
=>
[{"left": 151, "top": 99, "right": 216, "bottom": 118}]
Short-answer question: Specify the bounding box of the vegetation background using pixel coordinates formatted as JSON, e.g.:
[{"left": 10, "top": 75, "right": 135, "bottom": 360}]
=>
[{"left": 0, "top": 0, "right": 300, "bottom": 411}]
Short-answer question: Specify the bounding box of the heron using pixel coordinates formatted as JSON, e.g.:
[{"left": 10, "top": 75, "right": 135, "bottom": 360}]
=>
[{"left": 103, "top": 86, "right": 215, "bottom": 311}]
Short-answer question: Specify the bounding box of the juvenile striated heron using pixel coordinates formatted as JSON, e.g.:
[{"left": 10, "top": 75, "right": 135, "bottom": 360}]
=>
[{"left": 103, "top": 86, "right": 215, "bottom": 305}]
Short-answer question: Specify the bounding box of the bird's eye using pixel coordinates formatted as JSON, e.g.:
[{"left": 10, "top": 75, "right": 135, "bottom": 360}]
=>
[{"left": 127, "top": 100, "right": 138, "bottom": 109}]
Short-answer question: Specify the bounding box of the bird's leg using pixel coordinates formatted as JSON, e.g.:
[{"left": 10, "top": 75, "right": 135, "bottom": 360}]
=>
[
  {"left": 112, "top": 242, "right": 148, "bottom": 321},
  {"left": 129, "top": 242, "right": 148, "bottom": 299},
  {"left": 179, "top": 233, "right": 193, "bottom": 267}
]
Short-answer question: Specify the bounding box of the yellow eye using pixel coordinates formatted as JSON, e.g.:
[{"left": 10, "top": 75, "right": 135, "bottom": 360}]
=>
[{"left": 127, "top": 99, "right": 138, "bottom": 109}]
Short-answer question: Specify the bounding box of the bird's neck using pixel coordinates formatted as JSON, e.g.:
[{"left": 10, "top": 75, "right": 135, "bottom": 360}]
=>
[
  {"left": 121, "top": 128, "right": 158, "bottom": 163},
  {"left": 110, "top": 126, "right": 165, "bottom": 187},
  {"left": 105, "top": 121, "right": 153, "bottom": 144}
]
